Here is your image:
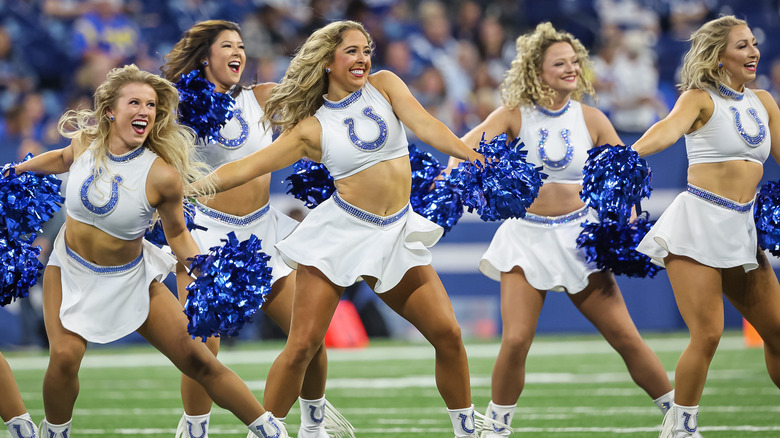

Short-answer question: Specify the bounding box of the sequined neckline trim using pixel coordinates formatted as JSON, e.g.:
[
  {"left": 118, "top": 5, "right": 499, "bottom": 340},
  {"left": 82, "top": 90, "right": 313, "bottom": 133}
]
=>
[
  {"left": 534, "top": 99, "right": 571, "bottom": 117},
  {"left": 107, "top": 146, "right": 145, "bottom": 163},
  {"left": 323, "top": 89, "right": 363, "bottom": 109},
  {"left": 717, "top": 83, "right": 744, "bottom": 101}
]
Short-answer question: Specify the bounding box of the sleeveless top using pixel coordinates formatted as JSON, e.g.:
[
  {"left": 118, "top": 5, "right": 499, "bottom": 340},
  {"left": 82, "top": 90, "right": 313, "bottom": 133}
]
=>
[
  {"left": 685, "top": 86, "right": 770, "bottom": 166},
  {"left": 313, "top": 81, "right": 409, "bottom": 180},
  {"left": 197, "top": 88, "right": 274, "bottom": 170},
  {"left": 518, "top": 100, "right": 592, "bottom": 184},
  {"left": 65, "top": 145, "right": 158, "bottom": 240}
]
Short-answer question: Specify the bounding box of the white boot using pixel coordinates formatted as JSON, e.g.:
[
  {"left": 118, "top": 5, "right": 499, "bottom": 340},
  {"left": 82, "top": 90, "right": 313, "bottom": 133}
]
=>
[
  {"left": 38, "top": 419, "right": 71, "bottom": 438},
  {"left": 659, "top": 404, "right": 700, "bottom": 438},
  {"left": 448, "top": 405, "right": 478, "bottom": 438},
  {"left": 4, "top": 413, "right": 38, "bottom": 438},
  {"left": 174, "top": 412, "right": 210, "bottom": 438},
  {"left": 479, "top": 401, "right": 515, "bottom": 437},
  {"left": 654, "top": 390, "right": 674, "bottom": 415},
  {"left": 298, "top": 397, "right": 355, "bottom": 438},
  {"left": 247, "top": 412, "right": 289, "bottom": 438}
]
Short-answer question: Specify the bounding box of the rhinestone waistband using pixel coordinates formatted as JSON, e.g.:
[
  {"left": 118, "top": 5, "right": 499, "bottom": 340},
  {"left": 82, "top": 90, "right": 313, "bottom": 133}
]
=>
[
  {"left": 66, "top": 246, "right": 143, "bottom": 274},
  {"left": 686, "top": 184, "right": 753, "bottom": 213},
  {"left": 522, "top": 206, "right": 590, "bottom": 226},
  {"left": 195, "top": 202, "right": 270, "bottom": 226},
  {"left": 332, "top": 192, "right": 408, "bottom": 227}
]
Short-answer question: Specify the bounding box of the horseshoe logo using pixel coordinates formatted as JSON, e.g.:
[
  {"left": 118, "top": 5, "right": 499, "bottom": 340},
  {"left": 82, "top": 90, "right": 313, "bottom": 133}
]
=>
[
  {"left": 343, "top": 106, "right": 388, "bottom": 151},
  {"left": 80, "top": 169, "right": 122, "bottom": 216}
]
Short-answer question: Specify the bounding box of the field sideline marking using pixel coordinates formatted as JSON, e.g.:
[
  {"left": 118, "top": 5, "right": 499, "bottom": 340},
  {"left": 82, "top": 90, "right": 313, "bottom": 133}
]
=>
[{"left": 5, "top": 335, "right": 748, "bottom": 370}]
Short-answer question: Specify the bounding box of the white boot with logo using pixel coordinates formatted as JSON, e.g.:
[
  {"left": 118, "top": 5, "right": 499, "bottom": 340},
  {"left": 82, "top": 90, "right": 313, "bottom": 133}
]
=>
[
  {"left": 246, "top": 412, "right": 289, "bottom": 438},
  {"left": 174, "top": 412, "right": 210, "bottom": 438},
  {"left": 38, "top": 419, "right": 71, "bottom": 438},
  {"left": 4, "top": 413, "right": 38, "bottom": 438},
  {"left": 659, "top": 404, "right": 701, "bottom": 438},
  {"left": 479, "top": 401, "right": 515, "bottom": 437}
]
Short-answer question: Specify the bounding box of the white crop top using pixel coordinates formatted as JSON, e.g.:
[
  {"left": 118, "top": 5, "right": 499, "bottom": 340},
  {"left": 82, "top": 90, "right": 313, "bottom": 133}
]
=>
[
  {"left": 314, "top": 81, "right": 409, "bottom": 180},
  {"left": 518, "top": 100, "right": 592, "bottom": 184},
  {"left": 197, "top": 88, "right": 274, "bottom": 169},
  {"left": 65, "top": 145, "right": 158, "bottom": 240},
  {"left": 685, "top": 86, "right": 770, "bottom": 165}
]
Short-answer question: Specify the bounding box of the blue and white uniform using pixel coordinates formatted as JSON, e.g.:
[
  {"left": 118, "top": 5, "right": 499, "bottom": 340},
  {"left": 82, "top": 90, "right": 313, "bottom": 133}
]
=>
[
  {"left": 49, "top": 145, "right": 177, "bottom": 343},
  {"left": 191, "top": 88, "right": 297, "bottom": 283},
  {"left": 479, "top": 100, "right": 600, "bottom": 294},
  {"left": 637, "top": 85, "right": 771, "bottom": 271},
  {"left": 275, "top": 81, "right": 441, "bottom": 293}
]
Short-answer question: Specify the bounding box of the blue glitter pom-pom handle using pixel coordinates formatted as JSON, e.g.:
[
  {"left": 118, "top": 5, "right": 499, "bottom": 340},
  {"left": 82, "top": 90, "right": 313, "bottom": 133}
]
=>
[
  {"left": 175, "top": 69, "right": 235, "bottom": 143},
  {"left": 284, "top": 159, "right": 336, "bottom": 209},
  {"left": 580, "top": 144, "right": 652, "bottom": 223},
  {"left": 447, "top": 133, "right": 545, "bottom": 222},
  {"left": 754, "top": 180, "right": 780, "bottom": 257},
  {"left": 184, "top": 232, "right": 272, "bottom": 339}
]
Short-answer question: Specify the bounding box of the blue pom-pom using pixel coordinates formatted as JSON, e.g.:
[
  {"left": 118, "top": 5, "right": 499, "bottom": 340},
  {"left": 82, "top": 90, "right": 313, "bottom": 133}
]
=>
[
  {"left": 0, "top": 153, "right": 64, "bottom": 242},
  {"left": 581, "top": 144, "right": 652, "bottom": 223},
  {"left": 576, "top": 215, "right": 662, "bottom": 278},
  {"left": 284, "top": 159, "right": 336, "bottom": 209},
  {"left": 447, "top": 134, "right": 545, "bottom": 221},
  {"left": 184, "top": 232, "right": 272, "bottom": 339},
  {"left": 145, "top": 200, "right": 206, "bottom": 247},
  {"left": 175, "top": 69, "right": 235, "bottom": 143},
  {"left": 412, "top": 179, "right": 463, "bottom": 235},
  {"left": 0, "top": 231, "right": 44, "bottom": 306},
  {"left": 408, "top": 143, "right": 463, "bottom": 234},
  {"left": 754, "top": 180, "right": 780, "bottom": 257}
]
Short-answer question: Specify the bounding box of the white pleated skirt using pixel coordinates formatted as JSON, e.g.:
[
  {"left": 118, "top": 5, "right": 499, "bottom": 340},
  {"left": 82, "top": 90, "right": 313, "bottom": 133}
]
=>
[
  {"left": 275, "top": 193, "right": 443, "bottom": 293},
  {"left": 48, "top": 224, "right": 177, "bottom": 343},
  {"left": 636, "top": 185, "right": 758, "bottom": 271},
  {"left": 479, "top": 206, "right": 600, "bottom": 294}
]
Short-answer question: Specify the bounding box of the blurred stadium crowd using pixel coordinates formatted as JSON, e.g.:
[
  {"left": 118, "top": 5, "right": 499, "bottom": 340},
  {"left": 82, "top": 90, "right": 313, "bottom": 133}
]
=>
[{"left": 2, "top": 0, "right": 780, "bottom": 166}]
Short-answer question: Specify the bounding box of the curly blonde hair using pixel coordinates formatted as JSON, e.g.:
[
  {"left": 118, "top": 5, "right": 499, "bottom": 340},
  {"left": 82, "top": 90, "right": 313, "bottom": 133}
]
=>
[
  {"left": 501, "top": 22, "right": 595, "bottom": 109},
  {"left": 58, "top": 64, "right": 215, "bottom": 200},
  {"left": 679, "top": 15, "right": 748, "bottom": 91},
  {"left": 262, "top": 20, "right": 373, "bottom": 132},
  {"left": 161, "top": 20, "right": 242, "bottom": 83}
]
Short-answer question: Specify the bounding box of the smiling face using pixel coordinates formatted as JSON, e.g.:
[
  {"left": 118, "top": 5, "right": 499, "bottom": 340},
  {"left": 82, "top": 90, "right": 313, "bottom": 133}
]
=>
[
  {"left": 719, "top": 25, "right": 759, "bottom": 90},
  {"left": 325, "top": 29, "right": 372, "bottom": 99},
  {"left": 106, "top": 82, "right": 156, "bottom": 151},
  {"left": 538, "top": 41, "right": 580, "bottom": 100},
  {"left": 203, "top": 29, "right": 245, "bottom": 93}
]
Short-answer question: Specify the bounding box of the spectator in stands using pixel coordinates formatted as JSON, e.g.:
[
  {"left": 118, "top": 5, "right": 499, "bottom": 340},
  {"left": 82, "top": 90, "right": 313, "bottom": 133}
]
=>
[
  {"left": 634, "top": 15, "right": 780, "bottom": 438},
  {"left": 71, "top": 0, "right": 143, "bottom": 63},
  {"left": 449, "top": 22, "right": 676, "bottom": 437},
  {"left": 769, "top": 57, "right": 780, "bottom": 106}
]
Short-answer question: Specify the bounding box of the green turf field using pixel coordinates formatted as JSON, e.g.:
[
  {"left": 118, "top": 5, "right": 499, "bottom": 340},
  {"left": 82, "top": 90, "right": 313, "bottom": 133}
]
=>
[{"left": 3, "top": 331, "right": 779, "bottom": 437}]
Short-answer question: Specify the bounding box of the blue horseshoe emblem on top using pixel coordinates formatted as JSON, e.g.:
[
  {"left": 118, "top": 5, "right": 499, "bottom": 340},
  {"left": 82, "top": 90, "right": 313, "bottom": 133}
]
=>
[
  {"left": 217, "top": 108, "right": 249, "bottom": 149},
  {"left": 309, "top": 405, "right": 325, "bottom": 424},
  {"left": 255, "top": 417, "right": 282, "bottom": 438},
  {"left": 80, "top": 169, "right": 122, "bottom": 216},
  {"left": 343, "top": 106, "right": 388, "bottom": 151},
  {"left": 728, "top": 106, "right": 766, "bottom": 147},
  {"left": 11, "top": 423, "right": 37, "bottom": 438},
  {"left": 459, "top": 413, "right": 475, "bottom": 434}
]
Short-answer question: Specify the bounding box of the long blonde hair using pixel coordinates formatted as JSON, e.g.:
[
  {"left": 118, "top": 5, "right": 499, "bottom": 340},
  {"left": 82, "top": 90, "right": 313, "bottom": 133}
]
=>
[
  {"left": 262, "top": 20, "right": 373, "bottom": 132},
  {"left": 501, "top": 22, "right": 595, "bottom": 109},
  {"left": 679, "top": 15, "right": 748, "bottom": 91},
  {"left": 58, "top": 64, "right": 215, "bottom": 199},
  {"left": 161, "top": 20, "right": 242, "bottom": 83}
]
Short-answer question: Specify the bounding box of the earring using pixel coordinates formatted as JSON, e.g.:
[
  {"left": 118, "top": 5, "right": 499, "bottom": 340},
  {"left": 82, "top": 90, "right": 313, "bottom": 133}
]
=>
[
  {"left": 203, "top": 60, "right": 208, "bottom": 66},
  {"left": 718, "top": 62, "right": 723, "bottom": 67},
  {"left": 325, "top": 68, "right": 331, "bottom": 74},
  {"left": 109, "top": 115, "right": 115, "bottom": 122}
]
